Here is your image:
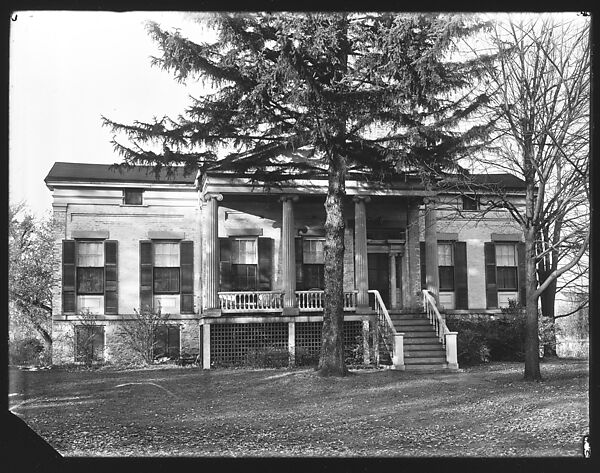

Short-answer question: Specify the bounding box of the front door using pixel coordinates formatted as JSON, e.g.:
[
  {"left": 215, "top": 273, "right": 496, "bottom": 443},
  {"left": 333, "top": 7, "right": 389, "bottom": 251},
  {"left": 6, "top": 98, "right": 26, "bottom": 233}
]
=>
[{"left": 368, "top": 253, "right": 390, "bottom": 306}]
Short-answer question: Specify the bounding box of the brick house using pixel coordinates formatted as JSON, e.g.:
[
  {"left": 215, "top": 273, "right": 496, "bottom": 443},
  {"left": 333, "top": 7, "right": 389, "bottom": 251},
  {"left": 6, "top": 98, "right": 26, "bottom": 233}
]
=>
[{"left": 45, "top": 162, "right": 527, "bottom": 370}]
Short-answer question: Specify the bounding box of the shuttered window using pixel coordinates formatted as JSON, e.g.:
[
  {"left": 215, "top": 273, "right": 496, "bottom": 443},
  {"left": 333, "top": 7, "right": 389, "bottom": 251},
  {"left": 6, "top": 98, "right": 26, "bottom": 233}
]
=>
[
  {"left": 437, "top": 242, "right": 454, "bottom": 291},
  {"left": 496, "top": 243, "right": 518, "bottom": 291},
  {"left": 76, "top": 242, "right": 104, "bottom": 294},
  {"left": 220, "top": 237, "right": 272, "bottom": 291},
  {"left": 62, "top": 240, "right": 119, "bottom": 315},
  {"left": 153, "top": 243, "right": 180, "bottom": 294},
  {"left": 140, "top": 241, "right": 194, "bottom": 313}
]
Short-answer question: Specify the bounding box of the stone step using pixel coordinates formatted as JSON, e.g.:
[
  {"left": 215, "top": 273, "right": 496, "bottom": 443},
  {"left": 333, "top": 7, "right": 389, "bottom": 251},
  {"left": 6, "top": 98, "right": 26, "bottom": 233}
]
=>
[
  {"left": 404, "top": 343, "right": 444, "bottom": 351},
  {"left": 391, "top": 319, "right": 431, "bottom": 326},
  {"left": 401, "top": 331, "right": 439, "bottom": 339},
  {"left": 405, "top": 356, "right": 447, "bottom": 364},
  {"left": 392, "top": 324, "right": 434, "bottom": 332},
  {"left": 404, "top": 364, "right": 450, "bottom": 372},
  {"left": 405, "top": 349, "right": 445, "bottom": 357}
]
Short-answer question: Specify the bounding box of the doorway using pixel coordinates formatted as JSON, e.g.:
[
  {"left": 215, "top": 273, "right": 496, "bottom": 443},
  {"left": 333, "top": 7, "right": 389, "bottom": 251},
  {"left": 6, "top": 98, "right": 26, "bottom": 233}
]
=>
[{"left": 368, "top": 253, "right": 390, "bottom": 306}]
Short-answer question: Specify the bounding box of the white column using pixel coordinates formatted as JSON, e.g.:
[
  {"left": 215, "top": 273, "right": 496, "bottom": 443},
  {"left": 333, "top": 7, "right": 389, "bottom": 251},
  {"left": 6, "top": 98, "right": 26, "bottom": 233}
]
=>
[
  {"left": 389, "top": 252, "right": 397, "bottom": 309},
  {"left": 204, "top": 193, "right": 223, "bottom": 315},
  {"left": 445, "top": 332, "right": 458, "bottom": 370},
  {"left": 392, "top": 333, "right": 405, "bottom": 370},
  {"left": 354, "top": 196, "right": 371, "bottom": 309},
  {"left": 281, "top": 196, "right": 299, "bottom": 315},
  {"left": 424, "top": 197, "right": 439, "bottom": 304},
  {"left": 202, "top": 323, "right": 211, "bottom": 370}
]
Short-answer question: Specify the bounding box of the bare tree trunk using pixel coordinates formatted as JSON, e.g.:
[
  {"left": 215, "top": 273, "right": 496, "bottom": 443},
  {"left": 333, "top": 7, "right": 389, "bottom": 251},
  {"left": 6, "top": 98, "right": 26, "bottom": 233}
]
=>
[
  {"left": 318, "top": 152, "right": 348, "bottom": 377},
  {"left": 524, "top": 229, "right": 542, "bottom": 381}
]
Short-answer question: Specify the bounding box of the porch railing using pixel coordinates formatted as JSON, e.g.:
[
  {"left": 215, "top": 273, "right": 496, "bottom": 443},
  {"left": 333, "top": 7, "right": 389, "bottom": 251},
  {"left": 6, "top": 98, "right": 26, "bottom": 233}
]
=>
[
  {"left": 369, "top": 289, "right": 404, "bottom": 369},
  {"left": 422, "top": 290, "right": 459, "bottom": 369},
  {"left": 219, "top": 291, "right": 284, "bottom": 313},
  {"left": 295, "top": 290, "right": 358, "bottom": 312},
  {"left": 422, "top": 290, "right": 449, "bottom": 346}
]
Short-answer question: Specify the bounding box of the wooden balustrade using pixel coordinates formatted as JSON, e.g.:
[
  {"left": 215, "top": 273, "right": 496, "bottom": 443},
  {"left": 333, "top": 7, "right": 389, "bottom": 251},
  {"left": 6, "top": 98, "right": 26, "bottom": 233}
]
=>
[{"left": 218, "top": 291, "right": 284, "bottom": 313}]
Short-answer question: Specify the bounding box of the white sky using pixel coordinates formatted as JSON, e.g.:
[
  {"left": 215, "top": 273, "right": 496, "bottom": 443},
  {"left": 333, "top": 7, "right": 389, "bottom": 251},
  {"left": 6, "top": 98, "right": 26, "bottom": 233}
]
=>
[{"left": 9, "top": 11, "right": 214, "bottom": 218}]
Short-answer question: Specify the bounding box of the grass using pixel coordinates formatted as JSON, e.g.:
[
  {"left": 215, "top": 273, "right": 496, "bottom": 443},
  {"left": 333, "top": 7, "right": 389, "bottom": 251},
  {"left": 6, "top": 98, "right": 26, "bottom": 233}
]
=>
[{"left": 8, "top": 359, "right": 588, "bottom": 457}]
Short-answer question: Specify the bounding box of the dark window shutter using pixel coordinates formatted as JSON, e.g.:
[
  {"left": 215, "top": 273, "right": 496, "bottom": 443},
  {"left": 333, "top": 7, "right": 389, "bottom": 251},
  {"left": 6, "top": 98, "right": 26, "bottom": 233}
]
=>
[
  {"left": 484, "top": 242, "right": 498, "bottom": 309},
  {"left": 139, "top": 241, "right": 153, "bottom": 311},
  {"left": 453, "top": 241, "right": 468, "bottom": 309},
  {"left": 62, "top": 240, "right": 76, "bottom": 314},
  {"left": 258, "top": 237, "right": 272, "bottom": 291},
  {"left": 180, "top": 241, "right": 194, "bottom": 313},
  {"left": 295, "top": 237, "right": 304, "bottom": 290},
  {"left": 517, "top": 242, "right": 526, "bottom": 306},
  {"left": 104, "top": 240, "right": 118, "bottom": 314},
  {"left": 420, "top": 242, "right": 426, "bottom": 290},
  {"left": 219, "top": 238, "right": 233, "bottom": 291}
]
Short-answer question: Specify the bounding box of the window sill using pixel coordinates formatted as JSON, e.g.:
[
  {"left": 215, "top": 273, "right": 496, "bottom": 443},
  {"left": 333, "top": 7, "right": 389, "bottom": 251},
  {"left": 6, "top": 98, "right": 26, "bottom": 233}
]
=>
[{"left": 120, "top": 204, "right": 148, "bottom": 207}]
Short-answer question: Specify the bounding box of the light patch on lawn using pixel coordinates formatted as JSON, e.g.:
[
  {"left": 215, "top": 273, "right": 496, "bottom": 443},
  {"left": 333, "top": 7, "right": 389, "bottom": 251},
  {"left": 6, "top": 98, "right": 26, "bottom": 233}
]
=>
[{"left": 114, "top": 382, "right": 176, "bottom": 397}]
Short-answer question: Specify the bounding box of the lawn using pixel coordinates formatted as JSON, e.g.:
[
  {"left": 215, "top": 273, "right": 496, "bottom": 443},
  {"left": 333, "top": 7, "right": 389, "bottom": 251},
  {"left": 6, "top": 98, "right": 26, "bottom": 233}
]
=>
[{"left": 8, "top": 359, "right": 588, "bottom": 457}]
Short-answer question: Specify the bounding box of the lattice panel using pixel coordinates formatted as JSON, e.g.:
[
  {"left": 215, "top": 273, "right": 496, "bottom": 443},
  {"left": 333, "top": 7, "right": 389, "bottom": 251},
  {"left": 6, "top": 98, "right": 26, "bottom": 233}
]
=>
[
  {"left": 210, "top": 322, "right": 288, "bottom": 367},
  {"left": 295, "top": 321, "right": 364, "bottom": 365}
]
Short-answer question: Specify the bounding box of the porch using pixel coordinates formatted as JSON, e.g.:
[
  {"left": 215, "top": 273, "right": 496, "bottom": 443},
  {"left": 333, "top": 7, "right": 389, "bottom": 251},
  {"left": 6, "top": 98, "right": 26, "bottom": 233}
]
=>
[{"left": 200, "top": 289, "right": 458, "bottom": 372}]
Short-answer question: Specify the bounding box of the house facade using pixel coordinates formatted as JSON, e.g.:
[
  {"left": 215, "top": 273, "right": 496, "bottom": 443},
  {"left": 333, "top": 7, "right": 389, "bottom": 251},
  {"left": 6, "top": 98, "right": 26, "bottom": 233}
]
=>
[{"left": 46, "top": 162, "right": 526, "bottom": 370}]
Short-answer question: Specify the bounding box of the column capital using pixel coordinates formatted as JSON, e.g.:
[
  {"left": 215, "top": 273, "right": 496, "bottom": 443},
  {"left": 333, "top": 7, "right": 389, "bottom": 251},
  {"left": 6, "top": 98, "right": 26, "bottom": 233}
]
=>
[
  {"left": 279, "top": 195, "right": 299, "bottom": 203},
  {"left": 353, "top": 195, "right": 371, "bottom": 204},
  {"left": 422, "top": 196, "right": 438, "bottom": 206},
  {"left": 203, "top": 193, "right": 223, "bottom": 202}
]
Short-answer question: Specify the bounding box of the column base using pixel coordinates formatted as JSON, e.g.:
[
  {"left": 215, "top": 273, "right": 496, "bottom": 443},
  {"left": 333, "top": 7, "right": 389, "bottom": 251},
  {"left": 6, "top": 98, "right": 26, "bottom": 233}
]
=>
[
  {"left": 282, "top": 307, "right": 299, "bottom": 316},
  {"left": 203, "top": 308, "right": 222, "bottom": 317},
  {"left": 391, "top": 364, "right": 406, "bottom": 371}
]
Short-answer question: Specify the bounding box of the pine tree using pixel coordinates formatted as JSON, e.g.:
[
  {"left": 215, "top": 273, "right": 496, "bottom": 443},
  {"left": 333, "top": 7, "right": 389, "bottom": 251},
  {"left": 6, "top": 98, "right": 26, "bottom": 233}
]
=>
[{"left": 103, "top": 12, "right": 495, "bottom": 376}]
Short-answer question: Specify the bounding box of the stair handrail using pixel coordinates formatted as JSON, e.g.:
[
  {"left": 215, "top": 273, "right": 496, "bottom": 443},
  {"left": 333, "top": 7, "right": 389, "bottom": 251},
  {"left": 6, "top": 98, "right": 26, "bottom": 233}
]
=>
[
  {"left": 368, "top": 289, "right": 397, "bottom": 365},
  {"left": 422, "top": 290, "right": 449, "bottom": 347}
]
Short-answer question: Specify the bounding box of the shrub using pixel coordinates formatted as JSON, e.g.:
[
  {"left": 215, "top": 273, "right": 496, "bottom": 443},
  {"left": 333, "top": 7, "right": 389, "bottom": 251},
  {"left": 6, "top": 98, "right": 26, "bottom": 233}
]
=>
[
  {"left": 295, "top": 348, "right": 319, "bottom": 367},
  {"left": 244, "top": 345, "right": 290, "bottom": 368},
  {"left": 446, "top": 314, "right": 525, "bottom": 366},
  {"left": 9, "top": 337, "right": 45, "bottom": 366}
]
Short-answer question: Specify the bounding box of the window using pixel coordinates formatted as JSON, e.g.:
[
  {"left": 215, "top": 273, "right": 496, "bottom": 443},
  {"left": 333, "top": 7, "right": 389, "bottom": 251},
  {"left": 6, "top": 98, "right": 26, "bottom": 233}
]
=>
[
  {"left": 438, "top": 242, "right": 454, "bottom": 291},
  {"left": 153, "top": 325, "right": 180, "bottom": 359},
  {"left": 231, "top": 238, "right": 258, "bottom": 291},
  {"left": 462, "top": 195, "right": 479, "bottom": 211},
  {"left": 123, "top": 189, "right": 144, "bottom": 205},
  {"left": 153, "top": 243, "right": 180, "bottom": 294},
  {"left": 231, "top": 238, "right": 258, "bottom": 264},
  {"left": 75, "top": 325, "right": 104, "bottom": 363},
  {"left": 496, "top": 243, "right": 518, "bottom": 290},
  {"left": 76, "top": 242, "right": 105, "bottom": 313},
  {"left": 303, "top": 238, "right": 325, "bottom": 289}
]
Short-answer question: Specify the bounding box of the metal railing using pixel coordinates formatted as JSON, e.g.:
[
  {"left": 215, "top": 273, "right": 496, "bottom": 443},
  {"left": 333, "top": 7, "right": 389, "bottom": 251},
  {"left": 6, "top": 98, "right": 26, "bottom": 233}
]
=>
[
  {"left": 422, "top": 289, "right": 450, "bottom": 347},
  {"left": 219, "top": 291, "right": 284, "bottom": 313}
]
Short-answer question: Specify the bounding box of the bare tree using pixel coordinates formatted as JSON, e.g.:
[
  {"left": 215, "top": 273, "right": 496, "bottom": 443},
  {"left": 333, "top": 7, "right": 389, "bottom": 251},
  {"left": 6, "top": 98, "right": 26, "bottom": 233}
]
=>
[
  {"left": 8, "top": 203, "right": 56, "bottom": 351},
  {"left": 463, "top": 14, "right": 590, "bottom": 380},
  {"left": 119, "top": 307, "right": 171, "bottom": 364}
]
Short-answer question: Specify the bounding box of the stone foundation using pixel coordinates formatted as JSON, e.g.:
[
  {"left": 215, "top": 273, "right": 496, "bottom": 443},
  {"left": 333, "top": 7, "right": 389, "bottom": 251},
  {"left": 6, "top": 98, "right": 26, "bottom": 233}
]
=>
[{"left": 51, "top": 318, "right": 201, "bottom": 365}]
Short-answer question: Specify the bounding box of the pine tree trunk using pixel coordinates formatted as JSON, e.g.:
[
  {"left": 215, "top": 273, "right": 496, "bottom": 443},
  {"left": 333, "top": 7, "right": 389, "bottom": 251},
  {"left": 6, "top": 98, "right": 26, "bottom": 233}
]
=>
[
  {"left": 523, "top": 228, "right": 542, "bottom": 381},
  {"left": 318, "top": 152, "right": 348, "bottom": 377}
]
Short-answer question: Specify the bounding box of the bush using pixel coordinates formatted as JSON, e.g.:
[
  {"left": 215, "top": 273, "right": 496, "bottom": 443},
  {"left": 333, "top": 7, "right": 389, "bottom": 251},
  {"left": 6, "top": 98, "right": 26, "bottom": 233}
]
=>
[
  {"left": 295, "top": 348, "right": 319, "bottom": 367},
  {"left": 244, "top": 345, "right": 290, "bottom": 368},
  {"left": 9, "top": 337, "right": 45, "bottom": 366},
  {"left": 446, "top": 314, "right": 525, "bottom": 366}
]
